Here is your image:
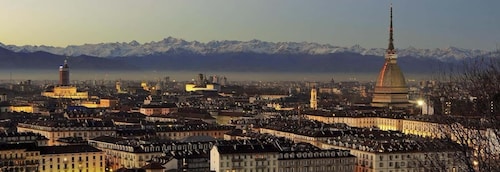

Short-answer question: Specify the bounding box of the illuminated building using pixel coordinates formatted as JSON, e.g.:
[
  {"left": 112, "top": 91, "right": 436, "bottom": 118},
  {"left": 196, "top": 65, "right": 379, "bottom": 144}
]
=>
[
  {"left": 259, "top": 127, "right": 339, "bottom": 148},
  {"left": 210, "top": 144, "right": 280, "bottom": 172},
  {"left": 0, "top": 143, "right": 40, "bottom": 172},
  {"left": 89, "top": 136, "right": 216, "bottom": 171},
  {"left": 81, "top": 98, "right": 119, "bottom": 109},
  {"left": 38, "top": 145, "right": 105, "bottom": 172},
  {"left": 185, "top": 83, "right": 221, "bottom": 92},
  {"left": 371, "top": 5, "right": 410, "bottom": 108},
  {"left": 88, "top": 136, "right": 164, "bottom": 170},
  {"left": 0, "top": 132, "right": 49, "bottom": 146},
  {"left": 221, "top": 132, "right": 355, "bottom": 172},
  {"left": 17, "top": 119, "right": 116, "bottom": 146},
  {"left": 42, "top": 86, "right": 89, "bottom": 99},
  {"left": 278, "top": 149, "right": 354, "bottom": 172},
  {"left": 310, "top": 86, "right": 318, "bottom": 110},
  {"left": 5, "top": 104, "right": 39, "bottom": 113},
  {"left": 116, "top": 80, "right": 124, "bottom": 93},
  {"left": 139, "top": 103, "right": 178, "bottom": 116},
  {"left": 210, "top": 143, "right": 355, "bottom": 172},
  {"left": 184, "top": 73, "right": 223, "bottom": 92},
  {"left": 141, "top": 81, "right": 150, "bottom": 91},
  {"left": 42, "top": 60, "right": 89, "bottom": 99},
  {"left": 155, "top": 124, "right": 234, "bottom": 140},
  {"left": 304, "top": 113, "right": 445, "bottom": 138},
  {"left": 323, "top": 130, "right": 464, "bottom": 172},
  {"left": 151, "top": 151, "right": 209, "bottom": 172}
]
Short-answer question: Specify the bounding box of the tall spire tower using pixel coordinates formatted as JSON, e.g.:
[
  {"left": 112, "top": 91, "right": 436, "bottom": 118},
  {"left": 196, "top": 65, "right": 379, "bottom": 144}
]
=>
[
  {"left": 59, "top": 59, "right": 70, "bottom": 86},
  {"left": 371, "top": 4, "right": 410, "bottom": 108},
  {"left": 387, "top": 3, "right": 395, "bottom": 54}
]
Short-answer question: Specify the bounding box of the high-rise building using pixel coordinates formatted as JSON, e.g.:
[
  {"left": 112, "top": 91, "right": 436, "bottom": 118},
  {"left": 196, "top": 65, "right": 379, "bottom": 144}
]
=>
[
  {"left": 59, "top": 59, "right": 70, "bottom": 86},
  {"left": 372, "top": 4, "right": 410, "bottom": 108},
  {"left": 310, "top": 86, "right": 318, "bottom": 110}
]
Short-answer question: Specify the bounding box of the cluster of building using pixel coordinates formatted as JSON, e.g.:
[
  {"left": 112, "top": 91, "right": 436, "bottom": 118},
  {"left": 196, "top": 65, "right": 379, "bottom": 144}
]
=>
[
  {"left": 0, "top": 4, "right": 493, "bottom": 172},
  {"left": 0, "top": 132, "right": 104, "bottom": 172}
]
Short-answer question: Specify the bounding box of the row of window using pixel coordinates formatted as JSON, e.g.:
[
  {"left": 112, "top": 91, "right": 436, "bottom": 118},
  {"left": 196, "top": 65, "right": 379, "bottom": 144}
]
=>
[
  {"left": 222, "top": 165, "right": 354, "bottom": 172},
  {"left": 223, "top": 154, "right": 274, "bottom": 160},
  {"left": 379, "top": 153, "right": 454, "bottom": 161},
  {"left": 280, "top": 159, "right": 353, "bottom": 166},
  {"left": 0, "top": 136, "right": 37, "bottom": 141},
  {"left": 42, "top": 155, "right": 103, "bottom": 163},
  {"left": 0, "top": 151, "right": 39, "bottom": 159},
  {"left": 55, "top": 131, "right": 112, "bottom": 137},
  {"left": 41, "top": 162, "right": 103, "bottom": 170}
]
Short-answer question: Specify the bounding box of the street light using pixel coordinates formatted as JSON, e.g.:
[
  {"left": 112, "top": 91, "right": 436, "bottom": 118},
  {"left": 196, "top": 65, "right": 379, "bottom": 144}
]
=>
[
  {"left": 417, "top": 100, "right": 424, "bottom": 106},
  {"left": 63, "top": 158, "right": 68, "bottom": 172},
  {"left": 416, "top": 99, "right": 425, "bottom": 115}
]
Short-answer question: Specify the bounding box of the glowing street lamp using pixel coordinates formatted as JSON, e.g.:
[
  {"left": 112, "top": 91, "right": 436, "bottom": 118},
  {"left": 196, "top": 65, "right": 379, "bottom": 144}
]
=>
[
  {"left": 417, "top": 100, "right": 424, "bottom": 106},
  {"left": 417, "top": 99, "right": 424, "bottom": 115}
]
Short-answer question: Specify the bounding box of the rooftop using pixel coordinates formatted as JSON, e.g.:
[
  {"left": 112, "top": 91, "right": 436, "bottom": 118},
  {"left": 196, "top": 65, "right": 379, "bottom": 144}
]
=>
[
  {"left": 327, "top": 128, "right": 461, "bottom": 153},
  {"left": 215, "top": 144, "right": 280, "bottom": 154},
  {"left": 0, "top": 142, "right": 38, "bottom": 151},
  {"left": 38, "top": 145, "right": 102, "bottom": 155},
  {"left": 19, "top": 119, "right": 115, "bottom": 128}
]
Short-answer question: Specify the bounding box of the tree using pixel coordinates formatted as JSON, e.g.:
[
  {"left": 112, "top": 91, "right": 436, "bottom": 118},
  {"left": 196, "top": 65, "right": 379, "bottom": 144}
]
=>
[{"left": 431, "top": 55, "right": 500, "bottom": 172}]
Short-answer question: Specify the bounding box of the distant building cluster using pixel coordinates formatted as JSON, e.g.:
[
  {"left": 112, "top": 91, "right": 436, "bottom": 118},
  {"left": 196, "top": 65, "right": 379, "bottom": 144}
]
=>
[{"left": 185, "top": 73, "right": 226, "bottom": 92}]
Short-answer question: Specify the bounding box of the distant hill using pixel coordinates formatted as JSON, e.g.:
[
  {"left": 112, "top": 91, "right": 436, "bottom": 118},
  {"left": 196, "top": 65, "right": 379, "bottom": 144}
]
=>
[
  {"left": 0, "top": 40, "right": 493, "bottom": 74},
  {"left": 118, "top": 50, "right": 448, "bottom": 74},
  {"left": 0, "top": 47, "right": 138, "bottom": 70}
]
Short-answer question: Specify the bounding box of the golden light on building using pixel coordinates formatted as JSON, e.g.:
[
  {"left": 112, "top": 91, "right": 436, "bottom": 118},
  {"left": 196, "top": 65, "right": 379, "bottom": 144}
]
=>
[
  {"left": 42, "top": 60, "right": 89, "bottom": 99},
  {"left": 371, "top": 4, "right": 410, "bottom": 108}
]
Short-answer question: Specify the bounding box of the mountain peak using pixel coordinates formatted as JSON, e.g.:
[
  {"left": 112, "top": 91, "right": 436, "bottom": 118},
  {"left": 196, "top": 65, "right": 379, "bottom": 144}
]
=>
[
  {"left": 0, "top": 37, "right": 493, "bottom": 61},
  {"left": 129, "top": 40, "right": 140, "bottom": 46}
]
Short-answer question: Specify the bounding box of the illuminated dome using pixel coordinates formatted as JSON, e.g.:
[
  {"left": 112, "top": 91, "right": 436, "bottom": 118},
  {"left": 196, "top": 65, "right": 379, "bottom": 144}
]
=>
[
  {"left": 371, "top": 4, "right": 410, "bottom": 108},
  {"left": 376, "top": 60, "right": 406, "bottom": 88}
]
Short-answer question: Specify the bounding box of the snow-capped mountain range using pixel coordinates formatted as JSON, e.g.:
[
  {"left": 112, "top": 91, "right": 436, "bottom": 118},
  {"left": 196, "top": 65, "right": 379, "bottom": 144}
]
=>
[{"left": 0, "top": 37, "right": 492, "bottom": 61}]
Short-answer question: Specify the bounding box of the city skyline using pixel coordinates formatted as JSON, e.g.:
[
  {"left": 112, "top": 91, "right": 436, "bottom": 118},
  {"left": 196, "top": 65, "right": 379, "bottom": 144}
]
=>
[{"left": 1, "top": 0, "right": 500, "bottom": 50}]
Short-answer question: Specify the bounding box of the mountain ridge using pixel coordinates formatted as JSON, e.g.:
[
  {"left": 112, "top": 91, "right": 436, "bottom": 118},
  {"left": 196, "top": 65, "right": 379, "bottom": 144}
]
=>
[
  {"left": 0, "top": 37, "right": 494, "bottom": 61},
  {"left": 0, "top": 46, "right": 138, "bottom": 70}
]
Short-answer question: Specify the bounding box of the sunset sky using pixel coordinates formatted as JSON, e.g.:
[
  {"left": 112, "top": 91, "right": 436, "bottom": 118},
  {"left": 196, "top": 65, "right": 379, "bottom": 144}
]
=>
[{"left": 1, "top": 0, "right": 499, "bottom": 50}]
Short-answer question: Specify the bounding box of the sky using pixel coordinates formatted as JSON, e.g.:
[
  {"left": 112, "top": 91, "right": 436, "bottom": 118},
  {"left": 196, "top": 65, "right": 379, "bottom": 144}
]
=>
[{"left": 1, "top": 0, "right": 499, "bottom": 50}]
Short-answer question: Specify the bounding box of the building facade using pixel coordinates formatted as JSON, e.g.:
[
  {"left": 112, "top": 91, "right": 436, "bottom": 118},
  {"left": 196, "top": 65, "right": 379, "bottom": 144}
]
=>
[
  {"left": 278, "top": 149, "right": 355, "bottom": 172},
  {"left": 88, "top": 136, "right": 164, "bottom": 170},
  {"left": 139, "top": 104, "right": 178, "bottom": 116},
  {"left": 38, "top": 145, "right": 105, "bottom": 172},
  {"left": 17, "top": 120, "right": 116, "bottom": 146},
  {"left": 0, "top": 143, "right": 40, "bottom": 172},
  {"left": 210, "top": 144, "right": 280, "bottom": 172}
]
